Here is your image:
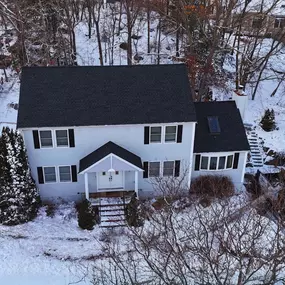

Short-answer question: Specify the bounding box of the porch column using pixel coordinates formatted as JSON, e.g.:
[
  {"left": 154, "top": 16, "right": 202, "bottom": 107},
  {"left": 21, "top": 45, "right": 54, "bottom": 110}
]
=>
[
  {"left": 135, "top": 171, "right": 139, "bottom": 198},
  {"left": 84, "top": 172, "right": 89, "bottom": 200}
]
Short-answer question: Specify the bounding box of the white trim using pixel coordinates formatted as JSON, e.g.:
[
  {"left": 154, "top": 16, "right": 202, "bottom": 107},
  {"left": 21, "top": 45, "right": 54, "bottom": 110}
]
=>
[
  {"left": 188, "top": 122, "right": 196, "bottom": 188},
  {"left": 43, "top": 166, "right": 57, "bottom": 183},
  {"left": 39, "top": 130, "right": 54, "bottom": 149},
  {"left": 55, "top": 129, "right": 70, "bottom": 148},
  {"left": 135, "top": 171, "right": 139, "bottom": 197},
  {"left": 58, "top": 165, "right": 72, "bottom": 183},
  {"left": 78, "top": 153, "right": 112, "bottom": 174},
  {"left": 112, "top": 154, "right": 144, "bottom": 171},
  {"left": 18, "top": 121, "right": 196, "bottom": 131},
  {"left": 84, "top": 173, "right": 89, "bottom": 200},
  {"left": 240, "top": 151, "right": 249, "bottom": 183}
]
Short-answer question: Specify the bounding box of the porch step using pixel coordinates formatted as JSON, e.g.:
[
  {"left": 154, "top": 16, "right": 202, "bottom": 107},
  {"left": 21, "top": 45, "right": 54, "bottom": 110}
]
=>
[{"left": 97, "top": 197, "right": 128, "bottom": 228}]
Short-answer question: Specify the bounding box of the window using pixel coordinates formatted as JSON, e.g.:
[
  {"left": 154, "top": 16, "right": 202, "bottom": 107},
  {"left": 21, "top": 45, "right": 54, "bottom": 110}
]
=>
[
  {"left": 274, "top": 18, "right": 285, "bottom": 28},
  {"left": 226, "top": 155, "right": 233, "bottom": 168},
  {"left": 115, "top": 171, "right": 119, "bottom": 175},
  {"left": 56, "top": 130, "right": 69, "bottom": 147},
  {"left": 39, "top": 131, "right": 53, "bottom": 147},
  {"left": 163, "top": 161, "right": 175, "bottom": 176},
  {"left": 218, "top": 156, "right": 226, "bottom": 170},
  {"left": 102, "top": 172, "right": 106, "bottom": 175},
  {"left": 59, "top": 166, "right": 71, "bottom": 182},
  {"left": 165, "top": 126, "right": 177, "bottom": 142},
  {"left": 150, "top": 127, "right": 162, "bottom": 143},
  {"left": 149, "top": 162, "right": 160, "bottom": 177},
  {"left": 209, "top": 157, "right": 217, "bottom": 170},
  {"left": 201, "top": 156, "right": 209, "bottom": 170},
  {"left": 207, "top": 116, "right": 221, "bottom": 134},
  {"left": 198, "top": 154, "right": 235, "bottom": 171},
  {"left": 252, "top": 17, "right": 263, "bottom": 29},
  {"left": 43, "top": 167, "right": 56, "bottom": 183}
]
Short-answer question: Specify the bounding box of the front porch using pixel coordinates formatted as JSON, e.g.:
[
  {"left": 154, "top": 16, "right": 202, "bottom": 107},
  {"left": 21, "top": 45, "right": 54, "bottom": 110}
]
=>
[{"left": 78, "top": 141, "right": 144, "bottom": 201}]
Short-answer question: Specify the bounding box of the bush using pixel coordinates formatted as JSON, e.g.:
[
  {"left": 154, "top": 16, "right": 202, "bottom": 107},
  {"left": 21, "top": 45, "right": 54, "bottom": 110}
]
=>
[
  {"left": 190, "top": 175, "right": 235, "bottom": 199},
  {"left": 260, "top": 109, "right": 276, "bottom": 132},
  {"left": 125, "top": 196, "right": 144, "bottom": 227},
  {"left": 246, "top": 172, "right": 262, "bottom": 199},
  {"left": 76, "top": 199, "right": 100, "bottom": 230},
  {"left": 44, "top": 202, "right": 56, "bottom": 217}
]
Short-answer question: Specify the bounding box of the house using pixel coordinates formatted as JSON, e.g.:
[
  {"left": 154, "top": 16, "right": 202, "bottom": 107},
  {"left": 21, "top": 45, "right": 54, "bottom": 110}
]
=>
[{"left": 17, "top": 64, "right": 250, "bottom": 202}]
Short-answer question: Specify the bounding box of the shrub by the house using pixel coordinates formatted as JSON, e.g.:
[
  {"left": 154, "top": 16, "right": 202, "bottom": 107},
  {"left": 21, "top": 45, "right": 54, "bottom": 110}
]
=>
[
  {"left": 77, "top": 199, "right": 100, "bottom": 230},
  {"left": 190, "top": 175, "right": 235, "bottom": 200},
  {"left": 260, "top": 109, "right": 276, "bottom": 132},
  {"left": 0, "top": 127, "right": 41, "bottom": 225},
  {"left": 125, "top": 196, "right": 144, "bottom": 227}
]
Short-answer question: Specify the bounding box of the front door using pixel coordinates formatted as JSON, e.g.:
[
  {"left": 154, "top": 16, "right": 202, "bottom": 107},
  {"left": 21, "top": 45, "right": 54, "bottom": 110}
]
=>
[{"left": 98, "top": 171, "right": 124, "bottom": 190}]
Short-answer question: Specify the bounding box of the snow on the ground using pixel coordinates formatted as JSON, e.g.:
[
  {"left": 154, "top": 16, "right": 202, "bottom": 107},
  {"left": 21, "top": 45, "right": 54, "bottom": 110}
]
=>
[{"left": 0, "top": 204, "right": 103, "bottom": 285}]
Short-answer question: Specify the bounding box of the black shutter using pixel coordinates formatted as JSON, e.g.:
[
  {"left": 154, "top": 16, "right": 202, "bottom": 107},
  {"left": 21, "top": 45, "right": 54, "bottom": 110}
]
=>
[
  {"left": 143, "top": 162, "right": 149, "bottom": 178},
  {"left": 37, "top": 167, "right": 44, "bottom": 184},
  {"left": 68, "top": 129, "right": 75, "bottom": 147},
  {"left": 71, "top": 165, "right": 77, "bottom": 182},
  {"left": 177, "top": 125, "right": 183, "bottom": 143},
  {"left": 233, "top": 153, "right": 239, "bottom": 169},
  {"left": 174, "top": 160, "right": 180, "bottom": 177},
  {"left": 33, "top": 130, "right": 40, "bottom": 149},
  {"left": 144, "top": 127, "right": 150, "bottom": 144},
  {"left": 194, "top": 154, "right": 201, "bottom": 171}
]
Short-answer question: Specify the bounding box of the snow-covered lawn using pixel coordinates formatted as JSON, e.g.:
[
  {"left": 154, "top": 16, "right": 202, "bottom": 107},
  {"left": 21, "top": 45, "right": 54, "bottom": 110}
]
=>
[{"left": 0, "top": 204, "right": 101, "bottom": 285}]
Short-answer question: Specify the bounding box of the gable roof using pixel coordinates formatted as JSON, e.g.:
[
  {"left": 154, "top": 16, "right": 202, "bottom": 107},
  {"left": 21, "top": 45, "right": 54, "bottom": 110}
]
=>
[
  {"left": 17, "top": 64, "right": 196, "bottom": 129},
  {"left": 79, "top": 141, "right": 143, "bottom": 173},
  {"left": 194, "top": 101, "right": 250, "bottom": 153}
]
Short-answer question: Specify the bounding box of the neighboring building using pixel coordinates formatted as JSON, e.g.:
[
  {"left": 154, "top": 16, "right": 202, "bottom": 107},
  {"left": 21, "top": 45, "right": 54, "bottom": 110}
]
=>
[{"left": 17, "top": 65, "right": 249, "bottom": 202}]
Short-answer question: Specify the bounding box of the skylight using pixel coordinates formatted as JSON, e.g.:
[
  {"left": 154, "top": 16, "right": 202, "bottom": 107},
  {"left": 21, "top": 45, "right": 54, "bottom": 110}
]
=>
[{"left": 207, "top": 116, "right": 221, "bottom": 134}]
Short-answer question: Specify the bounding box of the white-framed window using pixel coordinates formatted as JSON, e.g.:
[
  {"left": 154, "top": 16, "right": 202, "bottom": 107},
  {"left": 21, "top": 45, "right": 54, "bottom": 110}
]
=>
[
  {"left": 201, "top": 156, "right": 209, "bottom": 170},
  {"left": 226, "top": 155, "right": 233, "bottom": 169},
  {"left": 165, "top": 126, "right": 177, "bottom": 142},
  {"left": 39, "top": 130, "right": 53, "bottom": 148},
  {"left": 163, "top": 161, "right": 175, "bottom": 176},
  {"left": 58, "top": 166, "right": 71, "bottom": 182},
  {"left": 274, "top": 18, "right": 285, "bottom": 28},
  {"left": 56, "top": 130, "right": 69, "bottom": 147},
  {"left": 150, "top": 126, "right": 162, "bottom": 143},
  {"left": 199, "top": 154, "right": 234, "bottom": 171},
  {"left": 149, "top": 162, "right": 160, "bottom": 177},
  {"left": 43, "top": 166, "right": 56, "bottom": 183}
]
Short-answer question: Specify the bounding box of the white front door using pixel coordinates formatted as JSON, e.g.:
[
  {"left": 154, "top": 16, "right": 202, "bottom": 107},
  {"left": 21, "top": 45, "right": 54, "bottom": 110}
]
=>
[{"left": 98, "top": 171, "right": 124, "bottom": 190}]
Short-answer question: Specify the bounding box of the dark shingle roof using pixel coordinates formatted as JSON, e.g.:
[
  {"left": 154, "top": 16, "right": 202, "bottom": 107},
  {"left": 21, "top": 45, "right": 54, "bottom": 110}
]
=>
[
  {"left": 79, "top": 141, "right": 143, "bottom": 173},
  {"left": 17, "top": 65, "right": 196, "bottom": 128},
  {"left": 194, "top": 101, "right": 250, "bottom": 153}
]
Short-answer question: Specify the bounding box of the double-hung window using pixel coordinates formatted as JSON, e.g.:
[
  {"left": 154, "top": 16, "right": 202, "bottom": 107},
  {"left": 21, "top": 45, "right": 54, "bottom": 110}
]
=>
[
  {"left": 43, "top": 166, "right": 56, "bottom": 183},
  {"left": 149, "top": 162, "right": 160, "bottom": 177},
  {"left": 165, "top": 126, "right": 177, "bottom": 142},
  {"left": 56, "top": 130, "right": 69, "bottom": 147},
  {"left": 163, "top": 161, "right": 175, "bottom": 176},
  {"left": 39, "top": 131, "right": 53, "bottom": 148},
  {"left": 59, "top": 166, "right": 71, "bottom": 182},
  {"left": 150, "top": 127, "right": 162, "bottom": 143}
]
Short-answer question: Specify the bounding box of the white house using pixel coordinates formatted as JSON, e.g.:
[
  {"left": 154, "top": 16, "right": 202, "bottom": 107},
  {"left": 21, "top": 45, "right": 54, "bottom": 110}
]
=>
[{"left": 17, "top": 64, "right": 250, "bottom": 202}]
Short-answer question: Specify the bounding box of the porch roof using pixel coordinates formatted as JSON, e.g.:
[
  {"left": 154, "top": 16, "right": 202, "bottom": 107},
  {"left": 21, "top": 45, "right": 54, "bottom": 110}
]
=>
[{"left": 79, "top": 141, "right": 143, "bottom": 173}]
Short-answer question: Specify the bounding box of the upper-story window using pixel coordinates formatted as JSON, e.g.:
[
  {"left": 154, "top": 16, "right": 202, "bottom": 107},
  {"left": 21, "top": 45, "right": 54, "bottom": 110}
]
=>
[
  {"left": 150, "top": 127, "right": 162, "bottom": 143},
  {"left": 56, "top": 130, "right": 69, "bottom": 147},
  {"left": 39, "top": 131, "right": 53, "bottom": 148},
  {"left": 165, "top": 126, "right": 177, "bottom": 142},
  {"left": 33, "top": 129, "right": 75, "bottom": 149},
  {"left": 144, "top": 125, "right": 183, "bottom": 144}
]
